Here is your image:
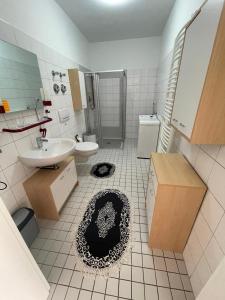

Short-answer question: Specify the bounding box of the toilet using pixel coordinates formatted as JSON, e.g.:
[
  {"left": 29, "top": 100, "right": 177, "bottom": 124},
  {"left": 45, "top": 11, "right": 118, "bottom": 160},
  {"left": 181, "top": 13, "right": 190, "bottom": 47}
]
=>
[{"left": 74, "top": 141, "right": 99, "bottom": 162}]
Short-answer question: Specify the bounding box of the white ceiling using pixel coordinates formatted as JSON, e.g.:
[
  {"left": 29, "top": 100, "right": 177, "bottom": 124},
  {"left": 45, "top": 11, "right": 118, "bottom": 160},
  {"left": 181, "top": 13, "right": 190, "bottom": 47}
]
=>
[{"left": 55, "top": 0, "right": 175, "bottom": 42}]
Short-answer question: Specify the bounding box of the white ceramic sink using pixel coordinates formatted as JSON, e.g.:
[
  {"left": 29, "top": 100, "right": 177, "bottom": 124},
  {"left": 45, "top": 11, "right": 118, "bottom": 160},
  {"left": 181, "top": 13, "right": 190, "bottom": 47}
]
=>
[{"left": 19, "top": 138, "right": 76, "bottom": 167}]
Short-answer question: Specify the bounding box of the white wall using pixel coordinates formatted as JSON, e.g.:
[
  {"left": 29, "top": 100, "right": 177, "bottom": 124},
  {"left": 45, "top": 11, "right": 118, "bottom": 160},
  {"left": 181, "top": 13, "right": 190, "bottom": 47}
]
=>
[
  {"left": 157, "top": 0, "right": 225, "bottom": 297},
  {"left": 0, "top": 0, "right": 89, "bottom": 67},
  {"left": 89, "top": 37, "right": 161, "bottom": 71},
  {"left": 0, "top": 19, "right": 86, "bottom": 214},
  {"left": 160, "top": 0, "right": 205, "bottom": 59},
  {"left": 89, "top": 37, "right": 161, "bottom": 139}
]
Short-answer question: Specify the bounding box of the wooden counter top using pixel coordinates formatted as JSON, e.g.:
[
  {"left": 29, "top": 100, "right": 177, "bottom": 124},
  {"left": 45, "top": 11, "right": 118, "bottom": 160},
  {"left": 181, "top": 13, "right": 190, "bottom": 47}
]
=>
[{"left": 151, "top": 153, "right": 206, "bottom": 188}]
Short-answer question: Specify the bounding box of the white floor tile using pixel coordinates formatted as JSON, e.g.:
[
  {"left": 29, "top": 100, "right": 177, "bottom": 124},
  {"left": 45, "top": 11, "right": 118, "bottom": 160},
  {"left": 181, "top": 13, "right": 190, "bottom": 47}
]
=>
[
  {"left": 154, "top": 257, "right": 166, "bottom": 271},
  {"left": 78, "top": 290, "right": 92, "bottom": 300},
  {"left": 168, "top": 273, "right": 183, "bottom": 290},
  {"left": 65, "top": 287, "right": 79, "bottom": 300},
  {"left": 145, "top": 285, "right": 158, "bottom": 300},
  {"left": 158, "top": 287, "right": 172, "bottom": 300},
  {"left": 171, "top": 289, "right": 186, "bottom": 300},
  {"left": 132, "top": 282, "right": 144, "bottom": 300},
  {"left": 181, "top": 275, "right": 192, "bottom": 292},
  {"left": 48, "top": 267, "right": 62, "bottom": 284},
  {"left": 91, "top": 292, "right": 104, "bottom": 300},
  {"left": 70, "top": 271, "right": 83, "bottom": 288},
  {"left": 105, "top": 296, "right": 117, "bottom": 300},
  {"left": 132, "top": 266, "right": 144, "bottom": 282},
  {"left": 106, "top": 278, "right": 119, "bottom": 296},
  {"left": 54, "top": 253, "right": 68, "bottom": 268},
  {"left": 64, "top": 255, "right": 76, "bottom": 270},
  {"left": 58, "top": 269, "right": 73, "bottom": 286},
  {"left": 120, "top": 265, "right": 131, "bottom": 280},
  {"left": 142, "top": 243, "right": 152, "bottom": 255},
  {"left": 143, "top": 254, "right": 154, "bottom": 268},
  {"left": 94, "top": 276, "right": 107, "bottom": 293},
  {"left": 143, "top": 268, "right": 156, "bottom": 285},
  {"left": 165, "top": 258, "right": 178, "bottom": 273},
  {"left": 119, "top": 279, "right": 132, "bottom": 299},
  {"left": 132, "top": 253, "right": 143, "bottom": 267},
  {"left": 81, "top": 276, "right": 95, "bottom": 291},
  {"left": 47, "top": 284, "right": 56, "bottom": 300},
  {"left": 52, "top": 285, "right": 68, "bottom": 300},
  {"left": 155, "top": 271, "right": 169, "bottom": 288},
  {"left": 177, "top": 260, "right": 188, "bottom": 274},
  {"left": 153, "top": 248, "right": 164, "bottom": 257},
  {"left": 185, "top": 291, "right": 195, "bottom": 300}
]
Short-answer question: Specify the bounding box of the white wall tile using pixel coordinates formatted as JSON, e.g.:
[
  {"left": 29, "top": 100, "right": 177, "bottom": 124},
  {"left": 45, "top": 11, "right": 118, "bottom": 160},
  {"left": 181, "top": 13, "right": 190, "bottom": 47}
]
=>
[
  {"left": 216, "top": 145, "right": 225, "bottom": 168},
  {"left": 187, "top": 230, "right": 203, "bottom": 269},
  {"left": 194, "top": 148, "right": 215, "bottom": 183},
  {"left": 205, "top": 236, "right": 223, "bottom": 273},
  {"left": 194, "top": 213, "right": 212, "bottom": 251},
  {"left": 0, "top": 142, "right": 19, "bottom": 169},
  {"left": 190, "top": 269, "right": 203, "bottom": 297},
  {"left": 1, "top": 189, "right": 18, "bottom": 213},
  {"left": 178, "top": 137, "right": 199, "bottom": 166},
  {"left": 215, "top": 215, "right": 225, "bottom": 254},
  {"left": 3, "top": 162, "right": 26, "bottom": 186},
  {"left": 195, "top": 255, "right": 212, "bottom": 288},
  {"left": 201, "top": 191, "right": 224, "bottom": 232},
  {"left": 208, "top": 162, "right": 225, "bottom": 210},
  {"left": 201, "top": 145, "right": 220, "bottom": 160}
]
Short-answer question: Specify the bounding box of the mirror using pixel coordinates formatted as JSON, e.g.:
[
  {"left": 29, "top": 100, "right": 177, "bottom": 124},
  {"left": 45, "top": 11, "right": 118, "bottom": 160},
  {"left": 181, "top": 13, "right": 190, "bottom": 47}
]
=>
[{"left": 0, "top": 39, "right": 43, "bottom": 113}]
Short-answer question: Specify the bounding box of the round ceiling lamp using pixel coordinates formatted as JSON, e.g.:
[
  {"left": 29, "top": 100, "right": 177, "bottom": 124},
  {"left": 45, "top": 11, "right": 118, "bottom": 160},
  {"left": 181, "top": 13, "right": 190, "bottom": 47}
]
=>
[{"left": 97, "top": 0, "right": 131, "bottom": 6}]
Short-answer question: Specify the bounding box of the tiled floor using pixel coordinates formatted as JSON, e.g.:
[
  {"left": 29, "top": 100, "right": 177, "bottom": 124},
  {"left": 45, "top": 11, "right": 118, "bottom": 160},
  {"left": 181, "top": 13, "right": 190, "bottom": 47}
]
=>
[{"left": 30, "top": 140, "right": 194, "bottom": 300}]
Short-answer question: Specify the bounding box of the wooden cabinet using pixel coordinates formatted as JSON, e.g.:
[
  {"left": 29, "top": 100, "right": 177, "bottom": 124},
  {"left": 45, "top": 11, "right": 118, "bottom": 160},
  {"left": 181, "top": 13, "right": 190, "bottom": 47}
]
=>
[
  {"left": 23, "top": 156, "right": 78, "bottom": 220},
  {"left": 68, "top": 69, "right": 87, "bottom": 111},
  {"left": 171, "top": 1, "right": 225, "bottom": 144},
  {"left": 146, "top": 153, "right": 207, "bottom": 252}
]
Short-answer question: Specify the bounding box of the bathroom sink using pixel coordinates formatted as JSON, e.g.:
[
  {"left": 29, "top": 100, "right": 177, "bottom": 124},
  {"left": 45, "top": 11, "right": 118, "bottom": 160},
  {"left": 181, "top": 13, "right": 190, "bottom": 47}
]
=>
[{"left": 19, "top": 138, "right": 76, "bottom": 167}]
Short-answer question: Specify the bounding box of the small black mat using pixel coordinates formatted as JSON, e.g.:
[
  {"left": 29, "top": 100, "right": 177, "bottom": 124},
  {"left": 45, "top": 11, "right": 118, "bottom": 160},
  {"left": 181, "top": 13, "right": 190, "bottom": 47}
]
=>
[
  {"left": 76, "top": 189, "right": 130, "bottom": 269},
  {"left": 90, "top": 162, "right": 115, "bottom": 178}
]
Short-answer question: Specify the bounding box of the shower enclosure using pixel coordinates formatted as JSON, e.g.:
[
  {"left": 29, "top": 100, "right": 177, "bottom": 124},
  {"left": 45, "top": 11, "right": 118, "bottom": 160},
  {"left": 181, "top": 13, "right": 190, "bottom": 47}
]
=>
[{"left": 84, "top": 70, "right": 127, "bottom": 149}]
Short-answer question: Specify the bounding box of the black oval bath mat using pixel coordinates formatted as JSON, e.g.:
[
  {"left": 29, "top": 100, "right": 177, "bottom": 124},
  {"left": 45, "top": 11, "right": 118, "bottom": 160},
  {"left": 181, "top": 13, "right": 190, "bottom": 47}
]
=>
[
  {"left": 90, "top": 162, "right": 115, "bottom": 178},
  {"left": 75, "top": 189, "right": 130, "bottom": 271}
]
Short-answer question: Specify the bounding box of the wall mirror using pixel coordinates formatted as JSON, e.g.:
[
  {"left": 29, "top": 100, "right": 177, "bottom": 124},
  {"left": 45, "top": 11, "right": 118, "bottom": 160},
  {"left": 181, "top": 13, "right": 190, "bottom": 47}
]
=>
[{"left": 0, "top": 39, "right": 43, "bottom": 113}]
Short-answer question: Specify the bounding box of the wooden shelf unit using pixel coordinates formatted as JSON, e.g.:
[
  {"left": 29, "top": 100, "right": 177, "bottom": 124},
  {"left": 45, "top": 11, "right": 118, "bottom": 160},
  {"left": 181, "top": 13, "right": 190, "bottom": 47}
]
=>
[
  {"left": 68, "top": 69, "right": 87, "bottom": 111},
  {"left": 171, "top": 1, "right": 225, "bottom": 144},
  {"left": 23, "top": 156, "right": 78, "bottom": 220},
  {"left": 146, "top": 153, "right": 207, "bottom": 253}
]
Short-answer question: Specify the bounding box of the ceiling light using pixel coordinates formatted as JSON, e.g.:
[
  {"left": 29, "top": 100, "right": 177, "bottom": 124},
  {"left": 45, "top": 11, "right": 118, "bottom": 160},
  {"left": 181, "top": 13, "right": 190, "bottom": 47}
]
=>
[{"left": 98, "top": 0, "right": 131, "bottom": 6}]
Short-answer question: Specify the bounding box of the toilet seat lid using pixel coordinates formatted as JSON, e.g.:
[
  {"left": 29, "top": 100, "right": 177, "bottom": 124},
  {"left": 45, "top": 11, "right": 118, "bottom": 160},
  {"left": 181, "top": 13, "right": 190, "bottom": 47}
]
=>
[{"left": 75, "top": 142, "right": 99, "bottom": 152}]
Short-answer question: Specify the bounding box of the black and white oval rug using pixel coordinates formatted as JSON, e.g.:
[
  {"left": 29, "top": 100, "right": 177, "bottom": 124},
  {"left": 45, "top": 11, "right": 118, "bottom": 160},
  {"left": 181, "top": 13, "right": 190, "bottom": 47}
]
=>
[
  {"left": 74, "top": 189, "right": 132, "bottom": 275},
  {"left": 90, "top": 162, "right": 115, "bottom": 178}
]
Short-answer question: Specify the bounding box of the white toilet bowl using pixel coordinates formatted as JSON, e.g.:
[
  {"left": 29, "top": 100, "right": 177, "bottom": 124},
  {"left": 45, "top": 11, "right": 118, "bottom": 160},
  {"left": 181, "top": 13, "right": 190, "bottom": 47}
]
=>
[{"left": 75, "top": 142, "right": 99, "bottom": 160}]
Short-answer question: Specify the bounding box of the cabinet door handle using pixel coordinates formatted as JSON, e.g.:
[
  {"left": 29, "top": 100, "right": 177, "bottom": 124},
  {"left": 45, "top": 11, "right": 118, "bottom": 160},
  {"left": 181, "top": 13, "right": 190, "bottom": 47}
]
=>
[
  {"left": 179, "top": 122, "right": 186, "bottom": 127},
  {"left": 172, "top": 118, "right": 178, "bottom": 122},
  {"left": 60, "top": 175, "right": 65, "bottom": 180}
]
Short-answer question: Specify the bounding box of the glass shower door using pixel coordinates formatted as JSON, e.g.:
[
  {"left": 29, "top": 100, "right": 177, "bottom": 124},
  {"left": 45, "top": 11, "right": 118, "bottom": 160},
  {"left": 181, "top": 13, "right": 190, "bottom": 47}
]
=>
[
  {"left": 98, "top": 71, "right": 126, "bottom": 148},
  {"left": 84, "top": 70, "right": 126, "bottom": 149}
]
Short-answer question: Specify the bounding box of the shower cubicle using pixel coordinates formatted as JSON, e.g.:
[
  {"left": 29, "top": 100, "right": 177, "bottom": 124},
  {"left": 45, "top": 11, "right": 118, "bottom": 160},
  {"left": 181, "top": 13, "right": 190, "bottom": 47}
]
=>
[{"left": 84, "top": 70, "right": 127, "bottom": 149}]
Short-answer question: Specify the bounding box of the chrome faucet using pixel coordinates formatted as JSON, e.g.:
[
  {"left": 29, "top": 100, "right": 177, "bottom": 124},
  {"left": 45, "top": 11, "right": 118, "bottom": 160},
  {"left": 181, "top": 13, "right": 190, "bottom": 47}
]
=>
[{"left": 36, "top": 137, "right": 48, "bottom": 149}]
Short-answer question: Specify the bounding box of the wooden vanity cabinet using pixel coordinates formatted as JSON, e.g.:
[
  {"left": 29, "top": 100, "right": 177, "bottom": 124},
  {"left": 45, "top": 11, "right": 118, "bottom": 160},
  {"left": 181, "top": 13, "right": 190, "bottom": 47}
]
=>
[
  {"left": 23, "top": 156, "right": 78, "bottom": 220},
  {"left": 146, "top": 153, "right": 207, "bottom": 252},
  {"left": 68, "top": 68, "right": 87, "bottom": 111},
  {"left": 171, "top": 1, "right": 225, "bottom": 144}
]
